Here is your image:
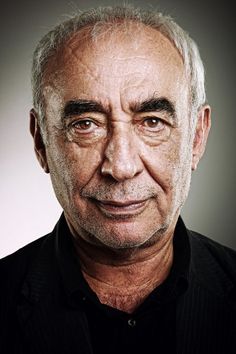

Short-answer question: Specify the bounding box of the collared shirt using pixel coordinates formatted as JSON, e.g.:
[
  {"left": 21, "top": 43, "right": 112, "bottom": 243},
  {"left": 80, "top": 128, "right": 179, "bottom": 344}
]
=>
[{"left": 56, "top": 215, "right": 191, "bottom": 354}]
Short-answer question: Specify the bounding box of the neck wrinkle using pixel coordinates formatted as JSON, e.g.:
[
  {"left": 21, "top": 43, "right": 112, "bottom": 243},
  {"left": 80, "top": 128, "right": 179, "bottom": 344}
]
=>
[{"left": 75, "top": 232, "right": 174, "bottom": 295}]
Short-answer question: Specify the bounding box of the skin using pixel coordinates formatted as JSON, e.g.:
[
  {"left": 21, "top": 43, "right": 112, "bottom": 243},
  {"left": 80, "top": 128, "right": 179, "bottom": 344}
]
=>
[{"left": 30, "top": 23, "right": 211, "bottom": 313}]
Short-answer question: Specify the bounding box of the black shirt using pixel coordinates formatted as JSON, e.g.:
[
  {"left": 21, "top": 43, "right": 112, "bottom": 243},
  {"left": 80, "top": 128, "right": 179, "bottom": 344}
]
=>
[
  {"left": 56, "top": 216, "right": 191, "bottom": 354},
  {"left": 1, "top": 214, "right": 236, "bottom": 354}
]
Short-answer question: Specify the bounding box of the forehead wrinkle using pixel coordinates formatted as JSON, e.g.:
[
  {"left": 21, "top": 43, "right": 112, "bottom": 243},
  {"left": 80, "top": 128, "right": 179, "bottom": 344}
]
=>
[
  {"left": 50, "top": 27, "right": 185, "bottom": 92},
  {"left": 65, "top": 46, "right": 102, "bottom": 84},
  {"left": 44, "top": 42, "right": 100, "bottom": 91},
  {"left": 65, "top": 23, "right": 184, "bottom": 72},
  {"left": 44, "top": 25, "right": 188, "bottom": 128}
]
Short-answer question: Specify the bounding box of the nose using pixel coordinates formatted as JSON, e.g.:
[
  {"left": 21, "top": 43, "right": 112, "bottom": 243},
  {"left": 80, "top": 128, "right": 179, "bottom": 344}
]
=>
[{"left": 101, "top": 128, "right": 143, "bottom": 182}]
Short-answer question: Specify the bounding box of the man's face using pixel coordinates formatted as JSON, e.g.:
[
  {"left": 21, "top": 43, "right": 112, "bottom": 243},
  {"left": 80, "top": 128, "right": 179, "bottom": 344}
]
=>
[{"left": 36, "top": 25, "right": 197, "bottom": 249}]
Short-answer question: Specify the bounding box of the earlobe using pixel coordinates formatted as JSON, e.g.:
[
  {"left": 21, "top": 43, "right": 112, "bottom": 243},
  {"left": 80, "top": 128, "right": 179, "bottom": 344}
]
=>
[
  {"left": 192, "top": 105, "right": 211, "bottom": 171},
  {"left": 30, "top": 109, "right": 50, "bottom": 173}
]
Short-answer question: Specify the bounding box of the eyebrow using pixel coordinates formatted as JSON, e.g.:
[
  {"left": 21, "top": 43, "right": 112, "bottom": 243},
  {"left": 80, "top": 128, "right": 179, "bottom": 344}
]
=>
[
  {"left": 63, "top": 99, "right": 108, "bottom": 119},
  {"left": 132, "top": 97, "right": 176, "bottom": 118},
  {"left": 62, "top": 97, "right": 176, "bottom": 120}
]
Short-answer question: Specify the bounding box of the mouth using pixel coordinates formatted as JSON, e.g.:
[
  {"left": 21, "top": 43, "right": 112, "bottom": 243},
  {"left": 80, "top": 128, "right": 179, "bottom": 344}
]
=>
[{"left": 92, "top": 198, "right": 149, "bottom": 218}]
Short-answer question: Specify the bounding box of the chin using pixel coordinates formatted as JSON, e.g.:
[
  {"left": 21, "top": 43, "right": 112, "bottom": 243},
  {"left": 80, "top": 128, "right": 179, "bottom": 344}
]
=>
[{"left": 83, "top": 218, "right": 170, "bottom": 250}]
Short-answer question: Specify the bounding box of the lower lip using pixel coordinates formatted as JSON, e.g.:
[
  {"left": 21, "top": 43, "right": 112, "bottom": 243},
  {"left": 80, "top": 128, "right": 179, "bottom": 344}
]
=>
[{"left": 94, "top": 200, "right": 148, "bottom": 216}]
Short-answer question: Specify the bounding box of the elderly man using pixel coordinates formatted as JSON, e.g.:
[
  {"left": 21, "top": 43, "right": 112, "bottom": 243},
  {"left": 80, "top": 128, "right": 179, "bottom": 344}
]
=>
[{"left": 0, "top": 5, "right": 235, "bottom": 354}]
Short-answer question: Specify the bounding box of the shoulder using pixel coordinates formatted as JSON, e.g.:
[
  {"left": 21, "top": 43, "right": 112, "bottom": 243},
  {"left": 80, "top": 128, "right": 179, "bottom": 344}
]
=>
[
  {"left": 188, "top": 229, "right": 236, "bottom": 302},
  {"left": 0, "top": 234, "right": 50, "bottom": 291},
  {"left": 189, "top": 229, "right": 236, "bottom": 270}
]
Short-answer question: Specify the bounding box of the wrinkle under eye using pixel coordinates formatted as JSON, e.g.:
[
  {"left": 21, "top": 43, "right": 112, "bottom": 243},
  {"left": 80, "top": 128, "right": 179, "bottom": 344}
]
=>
[
  {"left": 135, "top": 116, "right": 171, "bottom": 143},
  {"left": 67, "top": 119, "right": 107, "bottom": 144}
]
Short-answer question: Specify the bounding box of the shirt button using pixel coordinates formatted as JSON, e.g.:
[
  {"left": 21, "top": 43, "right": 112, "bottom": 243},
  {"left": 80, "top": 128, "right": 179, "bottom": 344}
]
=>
[{"left": 128, "top": 318, "right": 136, "bottom": 327}]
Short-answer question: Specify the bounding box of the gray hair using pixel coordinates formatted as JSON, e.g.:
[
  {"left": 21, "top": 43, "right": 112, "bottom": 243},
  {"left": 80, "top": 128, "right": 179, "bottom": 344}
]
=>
[{"left": 32, "top": 5, "right": 206, "bottom": 133}]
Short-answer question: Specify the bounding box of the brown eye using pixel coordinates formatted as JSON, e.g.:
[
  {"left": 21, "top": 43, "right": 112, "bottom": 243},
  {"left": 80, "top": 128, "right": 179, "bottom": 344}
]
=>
[
  {"left": 143, "top": 117, "right": 164, "bottom": 129},
  {"left": 71, "top": 119, "right": 99, "bottom": 133},
  {"left": 75, "top": 120, "right": 93, "bottom": 130},
  {"left": 144, "top": 117, "right": 161, "bottom": 128}
]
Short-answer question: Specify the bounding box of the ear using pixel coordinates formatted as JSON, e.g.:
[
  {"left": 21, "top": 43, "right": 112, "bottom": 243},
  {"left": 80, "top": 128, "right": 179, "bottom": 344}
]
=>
[
  {"left": 30, "top": 109, "right": 50, "bottom": 173},
  {"left": 192, "top": 105, "right": 211, "bottom": 171}
]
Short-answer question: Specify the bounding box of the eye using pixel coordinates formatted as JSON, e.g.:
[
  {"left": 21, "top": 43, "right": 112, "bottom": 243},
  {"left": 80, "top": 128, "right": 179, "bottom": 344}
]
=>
[
  {"left": 142, "top": 117, "right": 164, "bottom": 130},
  {"left": 72, "top": 119, "right": 98, "bottom": 132}
]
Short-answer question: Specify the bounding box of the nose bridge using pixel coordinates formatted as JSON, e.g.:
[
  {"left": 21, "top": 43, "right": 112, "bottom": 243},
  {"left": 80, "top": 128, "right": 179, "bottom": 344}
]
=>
[
  {"left": 111, "top": 126, "right": 132, "bottom": 157},
  {"left": 101, "top": 124, "right": 143, "bottom": 181}
]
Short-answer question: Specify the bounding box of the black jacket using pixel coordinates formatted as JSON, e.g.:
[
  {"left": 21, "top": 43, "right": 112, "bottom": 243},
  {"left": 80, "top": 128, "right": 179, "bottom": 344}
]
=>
[{"left": 0, "top": 216, "right": 236, "bottom": 354}]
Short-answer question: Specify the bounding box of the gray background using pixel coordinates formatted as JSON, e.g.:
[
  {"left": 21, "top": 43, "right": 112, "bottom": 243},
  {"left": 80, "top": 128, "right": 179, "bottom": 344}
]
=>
[{"left": 0, "top": 0, "right": 235, "bottom": 257}]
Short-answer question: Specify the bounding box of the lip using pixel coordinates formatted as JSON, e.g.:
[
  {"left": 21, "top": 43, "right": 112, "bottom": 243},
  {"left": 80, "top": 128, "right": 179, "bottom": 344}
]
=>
[{"left": 93, "top": 198, "right": 149, "bottom": 216}]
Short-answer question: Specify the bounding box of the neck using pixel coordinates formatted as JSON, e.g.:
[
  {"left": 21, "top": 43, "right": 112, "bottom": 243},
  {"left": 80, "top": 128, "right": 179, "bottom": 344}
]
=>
[{"left": 69, "top": 224, "right": 175, "bottom": 313}]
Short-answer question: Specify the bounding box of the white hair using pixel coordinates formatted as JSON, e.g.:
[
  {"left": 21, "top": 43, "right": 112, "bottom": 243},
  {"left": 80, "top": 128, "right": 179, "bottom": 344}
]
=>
[{"left": 31, "top": 5, "right": 206, "bottom": 133}]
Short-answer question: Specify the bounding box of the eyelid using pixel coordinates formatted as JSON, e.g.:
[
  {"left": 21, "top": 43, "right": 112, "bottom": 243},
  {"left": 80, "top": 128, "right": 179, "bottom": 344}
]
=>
[
  {"left": 68, "top": 117, "right": 109, "bottom": 139},
  {"left": 141, "top": 117, "right": 165, "bottom": 130},
  {"left": 64, "top": 109, "right": 106, "bottom": 122},
  {"left": 69, "top": 115, "right": 103, "bottom": 126},
  {"left": 71, "top": 117, "right": 95, "bottom": 123},
  {"left": 134, "top": 114, "right": 166, "bottom": 125},
  {"left": 141, "top": 114, "right": 175, "bottom": 127},
  {"left": 143, "top": 116, "right": 162, "bottom": 121},
  {"left": 69, "top": 118, "right": 98, "bottom": 133}
]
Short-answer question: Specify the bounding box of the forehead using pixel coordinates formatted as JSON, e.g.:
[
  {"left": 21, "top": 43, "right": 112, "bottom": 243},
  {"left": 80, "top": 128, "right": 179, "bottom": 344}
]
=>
[{"left": 43, "top": 22, "right": 187, "bottom": 107}]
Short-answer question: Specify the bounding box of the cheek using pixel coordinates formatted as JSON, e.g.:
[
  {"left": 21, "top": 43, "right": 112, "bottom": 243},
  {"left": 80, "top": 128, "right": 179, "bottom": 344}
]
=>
[
  {"left": 142, "top": 133, "right": 192, "bottom": 191},
  {"left": 47, "top": 141, "right": 103, "bottom": 194}
]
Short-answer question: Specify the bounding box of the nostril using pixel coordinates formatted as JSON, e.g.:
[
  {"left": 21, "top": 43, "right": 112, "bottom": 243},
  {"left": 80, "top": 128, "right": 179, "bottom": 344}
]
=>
[{"left": 101, "top": 157, "right": 142, "bottom": 182}]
